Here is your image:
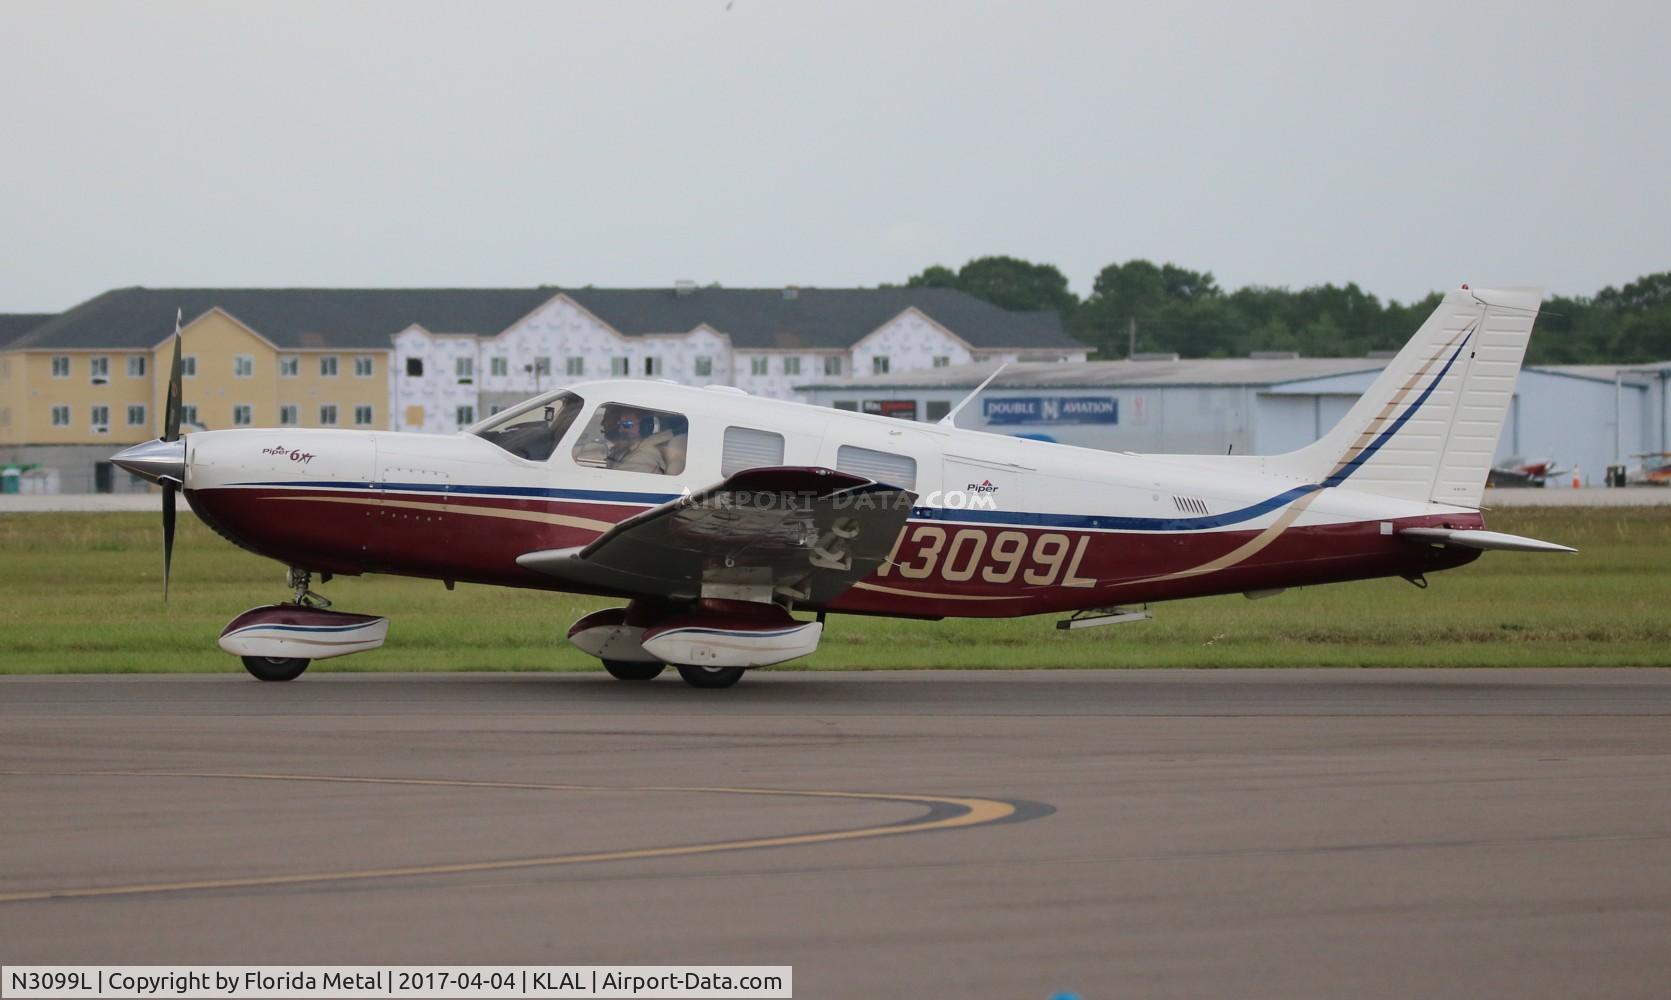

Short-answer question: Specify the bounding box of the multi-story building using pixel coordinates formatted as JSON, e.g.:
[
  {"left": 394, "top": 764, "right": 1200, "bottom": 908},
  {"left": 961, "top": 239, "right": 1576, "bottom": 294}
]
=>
[
  {"left": 1, "top": 284, "right": 1085, "bottom": 491},
  {"left": 390, "top": 286, "right": 1086, "bottom": 431}
]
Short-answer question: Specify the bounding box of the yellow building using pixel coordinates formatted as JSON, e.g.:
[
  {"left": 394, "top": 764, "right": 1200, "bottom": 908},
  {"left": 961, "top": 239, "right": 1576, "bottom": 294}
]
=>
[{"left": 0, "top": 287, "right": 548, "bottom": 492}]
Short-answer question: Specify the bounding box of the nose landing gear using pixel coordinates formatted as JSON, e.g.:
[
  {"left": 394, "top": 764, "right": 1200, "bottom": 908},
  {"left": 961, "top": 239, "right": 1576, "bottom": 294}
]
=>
[{"left": 219, "top": 568, "right": 388, "bottom": 681}]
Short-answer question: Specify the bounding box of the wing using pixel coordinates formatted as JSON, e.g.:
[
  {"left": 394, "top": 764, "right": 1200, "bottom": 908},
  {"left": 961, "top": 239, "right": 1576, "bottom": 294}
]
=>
[{"left": 516, "top": 466, "right": 917, "bottom": 604}]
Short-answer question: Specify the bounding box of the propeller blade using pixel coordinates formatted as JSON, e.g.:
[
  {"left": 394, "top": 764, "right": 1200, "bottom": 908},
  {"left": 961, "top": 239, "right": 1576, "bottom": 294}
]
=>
[
  {"left": 163, "top": 483, "right": 176, "bottom": 601},
  {"left": 164, "top": 308, "right": 183, "bottom": 442}
]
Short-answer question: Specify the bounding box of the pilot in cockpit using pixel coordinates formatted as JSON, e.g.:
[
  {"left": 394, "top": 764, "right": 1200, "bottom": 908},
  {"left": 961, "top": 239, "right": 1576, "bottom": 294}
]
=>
[{"left": 584, "top": 405, "right": 683, "bottom": 475}]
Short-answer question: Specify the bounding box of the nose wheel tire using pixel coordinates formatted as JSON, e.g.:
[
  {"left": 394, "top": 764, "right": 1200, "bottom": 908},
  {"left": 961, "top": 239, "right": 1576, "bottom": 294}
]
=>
[
  {"left": 603, "top": 660, "right": 666, "bottom": 681},
  {"left": 241, "top": 656, "right": 311, "bottom": 682},
  {"left": 676, "top": 664, "right": 746, "bottom": 689}
]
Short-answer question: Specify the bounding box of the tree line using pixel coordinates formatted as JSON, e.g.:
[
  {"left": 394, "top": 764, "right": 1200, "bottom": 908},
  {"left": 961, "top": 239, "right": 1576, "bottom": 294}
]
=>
[{"left": 899, "top": 257, "right": 1671, "bottom": 365}]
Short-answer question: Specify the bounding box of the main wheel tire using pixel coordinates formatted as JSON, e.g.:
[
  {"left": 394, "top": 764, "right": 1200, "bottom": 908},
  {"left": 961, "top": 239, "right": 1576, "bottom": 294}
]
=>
[
  {"left": 241, "top": 656, "right": 311, "bottom": 682},
  {"left": 676, "top": 664, "right": 746, "bottom": 689},
  {"left": 603, "top": 660, "right": 665, "bottom": 681}
]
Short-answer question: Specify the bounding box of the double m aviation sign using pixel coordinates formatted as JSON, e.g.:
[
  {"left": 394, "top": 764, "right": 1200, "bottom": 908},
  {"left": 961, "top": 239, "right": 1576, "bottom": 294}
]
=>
[{"left": 982, "top": 396, "right": 1118, "bottom": 426}]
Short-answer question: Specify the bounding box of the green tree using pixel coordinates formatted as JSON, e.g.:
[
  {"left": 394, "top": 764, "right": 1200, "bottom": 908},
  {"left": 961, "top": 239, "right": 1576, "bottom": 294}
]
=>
[{"left": 952, "top": 256, "right": 1079, "bottom": 317}]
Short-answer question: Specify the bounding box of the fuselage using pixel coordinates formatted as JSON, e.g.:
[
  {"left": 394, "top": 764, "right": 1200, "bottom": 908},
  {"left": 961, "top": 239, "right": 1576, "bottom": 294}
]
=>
[{"left": 182, "top": 379, "right": 1482, "bottom": 619}]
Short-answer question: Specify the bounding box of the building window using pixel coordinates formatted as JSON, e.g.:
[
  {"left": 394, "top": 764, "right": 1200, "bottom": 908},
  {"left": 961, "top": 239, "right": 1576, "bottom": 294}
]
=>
[
  {"left": 750, "top": 356, "right": 768, "bottom": 376},
  {"left": 611, "top": 357, "right": 629, "bottom": 376},
  {"left": 490, "top": 356, "right": 508, "bottom": 377},
  {"left": 90, "top": 405, "right": 110, "bottom": 430},
  {"left": 320, "top": 405, "right": 338, "bottom": 426},
  {"left": 456, "top": 405, "right": 475, "bottom": 427},
  {"left": 535, "top": 357, "right": 553, "bottom": 377},
  {"left": 51, "top": 405, "right": 70, "bottom": 426},
  {"left": 456, "top": 357, "right": 474, "bottom": 382},
  {"left": 833, "top": 400, "right": 858, "bottom": 412},
  {"left": 181, "top": 356, "right": 197, "bottom": 378},
  {"left": 695, "top": 356, "right": 713, "bottom": 377},
  {"left": 932, "top": 355, "right": 950, "bottom": 368},
  {"left": 873, "top": 356, "right": 891, "bottom": 375},
  {"left": 234, "top": 355, "right": 254, "bottom": 378},
  {"left": 564, "top": 357, "right": 583, "bottom": 376},
  {"left": 180, "top": 404, "right": 197, "bottom": 426},
  {"left": 233, "top": 405, "right": 252, "bottom": 426},
  {"left": 280, "top": 356, "right": 299, "bottom": 377},
  {"left": 89, "top": 356, "right": 110, "bottom": 382},
  {"left": 128, "top": 355, "right": 146, "bottom": 378},
  {"left": 279, "top": 405, "right": 298, "bottom": 426},
  {"left": 783, "top": 357, "right": 801, "bottom": 376},
  {"left": 354, "top": 356, "right": 373, "bottom": 377},
  {"left": 320, "top": 356, "right": 339, "bottom": 377},
  {"left": 824, "top": 356, "right": 843, "bottom": 376},
  {"left": 127, "top": 404, "right": 146, "bottom": 426},
  {"left": 405, "top": 357, "right": 424, "bottom": 377},
  {"left": 51, "top": 356, "right": 69, "bottom": 378},
  {"left": 926, "top": 400, "right": 952, "bottom": 422},
  {"left": 644, "top": 356, "right": 662, "bottom": 376},
  {"left": 355, "top": 405, "right": 373, "bottom": 426}
]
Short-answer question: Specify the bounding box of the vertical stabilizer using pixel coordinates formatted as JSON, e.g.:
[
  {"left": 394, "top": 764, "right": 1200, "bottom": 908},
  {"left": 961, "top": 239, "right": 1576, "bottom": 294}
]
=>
[{"left": 1266, "top": 286, "right": 1542, "bottom": 508}]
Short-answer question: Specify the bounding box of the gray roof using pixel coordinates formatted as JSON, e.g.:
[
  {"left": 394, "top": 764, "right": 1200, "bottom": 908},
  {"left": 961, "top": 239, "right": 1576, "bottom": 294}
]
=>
[
  {"left": 564, "top": 287, "right": 1078, "bottom": 350},
  {"left": 8, "top": 287, "right": 559, "bottom": 351},
  {"left": 7, "top": 285, "right": 1082, "bottom": 354},
  {"left": 799, "top": 357, "right": 1390, "bottom": 391},
  {"left": 0, "top": 313, "right": 52, "bottom": 347}
]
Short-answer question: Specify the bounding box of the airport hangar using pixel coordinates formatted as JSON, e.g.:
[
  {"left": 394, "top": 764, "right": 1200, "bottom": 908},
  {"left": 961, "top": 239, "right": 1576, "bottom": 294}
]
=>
[{"left": 796, "top": 355, "right": 1671, "bottom": 484}]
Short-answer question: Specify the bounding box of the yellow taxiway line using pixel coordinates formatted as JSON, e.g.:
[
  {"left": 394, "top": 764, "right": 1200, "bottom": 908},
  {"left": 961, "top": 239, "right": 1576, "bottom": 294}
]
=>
[{"left": 0, "top": 771, "right": 1019, "bottom": 904}]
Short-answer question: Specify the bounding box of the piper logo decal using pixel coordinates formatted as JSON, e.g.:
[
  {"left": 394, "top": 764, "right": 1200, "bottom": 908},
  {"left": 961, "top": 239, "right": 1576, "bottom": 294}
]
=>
[{"left": 262, "top": 445, "right": 317, "bottom": 465}]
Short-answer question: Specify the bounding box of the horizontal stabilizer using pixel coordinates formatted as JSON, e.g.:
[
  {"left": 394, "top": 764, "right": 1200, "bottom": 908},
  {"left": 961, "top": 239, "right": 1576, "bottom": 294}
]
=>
[{"left": 1399, "top": 527, "right": 1576, "bottom": 553}]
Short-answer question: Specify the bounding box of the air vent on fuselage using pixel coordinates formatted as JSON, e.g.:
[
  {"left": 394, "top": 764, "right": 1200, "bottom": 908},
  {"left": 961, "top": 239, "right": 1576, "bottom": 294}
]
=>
[{"left": 1172, "top": 495, "right": 1210, "bottom": 516}]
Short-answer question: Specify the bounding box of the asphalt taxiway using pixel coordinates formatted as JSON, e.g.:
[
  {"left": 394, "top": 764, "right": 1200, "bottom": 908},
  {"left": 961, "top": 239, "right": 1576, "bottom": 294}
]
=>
[{"left": 3, "top": 669, "right": 1669, "bottom": 998}]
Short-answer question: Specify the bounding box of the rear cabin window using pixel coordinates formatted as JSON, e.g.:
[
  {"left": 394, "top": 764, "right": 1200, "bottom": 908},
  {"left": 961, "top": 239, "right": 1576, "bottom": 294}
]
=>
[
  {"left": 472, "top": 391, "right": 584, "bottom": 461},
  {"left": 572, "top": 403, "right": 689, "bottom": 476},
  {"left": 721, "top": 426, "right": 786, "bottom": 476},
  {"left": 836, "top": 445, "right": 916, "bottom": 490}
]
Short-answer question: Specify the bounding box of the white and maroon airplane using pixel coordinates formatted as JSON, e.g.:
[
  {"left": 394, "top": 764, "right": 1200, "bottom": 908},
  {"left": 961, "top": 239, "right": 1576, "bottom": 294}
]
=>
[{"left": 113, "top": 286, "right": 1572, "bottom": 688}]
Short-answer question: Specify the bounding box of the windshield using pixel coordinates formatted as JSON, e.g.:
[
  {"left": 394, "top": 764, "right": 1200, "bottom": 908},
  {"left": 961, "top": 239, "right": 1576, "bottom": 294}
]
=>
[{"left": 470, "top": 391, "right": 585, "bottom": 461}]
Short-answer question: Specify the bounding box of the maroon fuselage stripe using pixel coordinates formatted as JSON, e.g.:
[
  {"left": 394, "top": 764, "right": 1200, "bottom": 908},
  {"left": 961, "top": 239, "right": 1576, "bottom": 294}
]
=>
[{"left": 187, "top": 487, "right": 1483, "bottom": 618}]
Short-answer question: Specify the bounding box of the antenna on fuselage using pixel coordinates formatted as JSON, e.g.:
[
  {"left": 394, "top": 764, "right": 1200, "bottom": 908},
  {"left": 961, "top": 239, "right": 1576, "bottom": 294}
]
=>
[{"left": 937, "top": 363, "right": 1007, "bottom": 428}]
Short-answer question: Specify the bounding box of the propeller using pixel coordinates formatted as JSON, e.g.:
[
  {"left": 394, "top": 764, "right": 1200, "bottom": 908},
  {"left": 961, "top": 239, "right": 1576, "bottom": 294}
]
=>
[
  {"left": 112, "top": 309, "right": 187, "bottom": 600},
  {"left": 161, "top": 309, "right": 183, "bottom": 599}
]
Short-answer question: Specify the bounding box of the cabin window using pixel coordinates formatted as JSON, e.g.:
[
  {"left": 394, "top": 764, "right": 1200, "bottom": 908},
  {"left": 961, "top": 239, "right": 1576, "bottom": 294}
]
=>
[
  {"left": 572, "top": 403, "right": 688, "bottom": 476},
  {"left": 721, "top": 427, "right": 785, "bottom": 476},
  {"left": 472, "top": 390, "right": 584, "bottom": 462},
  {"left": 836, "top": 444, "right": 916, "bottom": 490}
]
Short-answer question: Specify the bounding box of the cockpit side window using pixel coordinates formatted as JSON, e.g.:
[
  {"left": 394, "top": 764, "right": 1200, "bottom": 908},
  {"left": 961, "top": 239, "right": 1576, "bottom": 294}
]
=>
[
  {"left": 471, "top": 391, "right": 584, "bottom": 461},
  {"left": 571, "top": 403, "right": 689, "bottom": 476}
]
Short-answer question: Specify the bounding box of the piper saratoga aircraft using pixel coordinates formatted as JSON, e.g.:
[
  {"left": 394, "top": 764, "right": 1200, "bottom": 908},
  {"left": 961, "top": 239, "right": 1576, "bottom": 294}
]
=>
[{"left": 113, "top": 285, "right": 1572, "bottom": 688}]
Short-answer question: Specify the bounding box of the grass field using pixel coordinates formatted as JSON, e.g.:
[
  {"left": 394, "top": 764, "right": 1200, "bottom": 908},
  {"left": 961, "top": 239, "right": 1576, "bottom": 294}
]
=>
[{"left": 1, "top": 508, "right": 1667, "bottom": 674}]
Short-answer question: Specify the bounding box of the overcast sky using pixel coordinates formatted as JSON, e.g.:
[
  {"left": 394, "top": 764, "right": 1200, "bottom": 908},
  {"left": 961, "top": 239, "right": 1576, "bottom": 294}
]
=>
[{"left": 2, "top": 0, "right": 1666, "bottom": 313}]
